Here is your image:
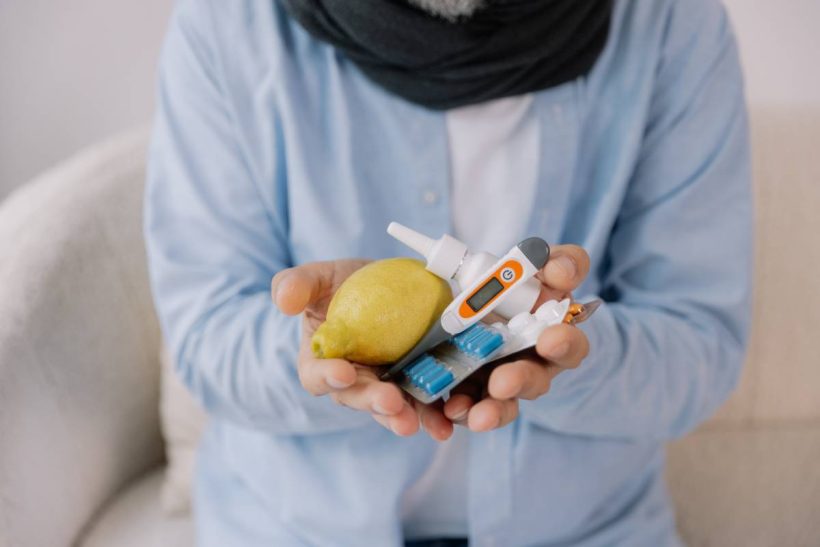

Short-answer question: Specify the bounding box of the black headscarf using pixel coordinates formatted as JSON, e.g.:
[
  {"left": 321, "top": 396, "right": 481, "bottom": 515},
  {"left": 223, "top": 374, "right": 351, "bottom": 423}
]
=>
[{"left": 279, "top": 0, "right": 612, "bottom": 110}]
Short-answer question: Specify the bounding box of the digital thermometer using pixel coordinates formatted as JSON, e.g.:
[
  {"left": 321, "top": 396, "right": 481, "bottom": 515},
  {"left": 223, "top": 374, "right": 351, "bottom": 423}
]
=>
[{"left": 381, "top": 237, "right": 549, "bottom": 380}]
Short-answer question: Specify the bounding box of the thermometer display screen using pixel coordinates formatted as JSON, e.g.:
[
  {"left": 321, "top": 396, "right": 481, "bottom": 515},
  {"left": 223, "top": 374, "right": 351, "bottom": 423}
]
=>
[{"left": 467, "top": 278, "right": 504, "bottom": 312}]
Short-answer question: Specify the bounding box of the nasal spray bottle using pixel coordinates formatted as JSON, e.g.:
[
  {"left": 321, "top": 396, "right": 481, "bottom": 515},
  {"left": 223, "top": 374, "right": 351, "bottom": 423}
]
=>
[
  {"left": 384, "top": 222, "right": 601, "bottom": 404},
  {"left": 386, "top": 222, "right": 540, "bottom": 319}
]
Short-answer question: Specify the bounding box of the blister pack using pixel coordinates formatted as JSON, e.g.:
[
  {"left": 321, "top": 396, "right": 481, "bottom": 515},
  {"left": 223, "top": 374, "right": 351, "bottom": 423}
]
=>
[{"left": 397, "top": 299, "right": 600, "bottom": 404}]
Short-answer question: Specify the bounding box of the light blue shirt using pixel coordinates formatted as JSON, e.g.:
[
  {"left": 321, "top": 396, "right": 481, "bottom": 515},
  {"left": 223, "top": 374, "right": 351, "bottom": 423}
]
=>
[{"left": 145, "top": 0, "right": 752, "bottom": 545}]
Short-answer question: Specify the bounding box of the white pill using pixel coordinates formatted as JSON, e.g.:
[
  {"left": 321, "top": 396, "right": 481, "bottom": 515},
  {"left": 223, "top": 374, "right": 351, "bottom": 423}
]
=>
[{"left": 535, "top": 300, "right": 564, "bottom": 323}]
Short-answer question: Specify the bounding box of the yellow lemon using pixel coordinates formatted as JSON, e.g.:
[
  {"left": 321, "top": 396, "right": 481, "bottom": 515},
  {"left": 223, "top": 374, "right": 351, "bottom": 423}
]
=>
[{"left": 311, "top": 258, "right": 452, "bottom": 365}]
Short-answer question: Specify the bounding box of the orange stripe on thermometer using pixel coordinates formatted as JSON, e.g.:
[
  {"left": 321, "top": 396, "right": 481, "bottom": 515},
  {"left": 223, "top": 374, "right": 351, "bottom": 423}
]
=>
[{"left": 458, "top": 259, "right": 524, "bottom": 319}]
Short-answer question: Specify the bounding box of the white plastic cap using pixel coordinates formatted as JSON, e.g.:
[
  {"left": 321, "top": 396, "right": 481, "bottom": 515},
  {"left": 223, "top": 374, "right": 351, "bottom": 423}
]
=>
[{"left": 387, "top": 222, "right": 468, "bottom": 280}]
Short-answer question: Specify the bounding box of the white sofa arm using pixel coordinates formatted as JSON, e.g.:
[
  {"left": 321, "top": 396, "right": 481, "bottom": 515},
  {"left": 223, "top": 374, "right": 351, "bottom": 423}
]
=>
[{"left": 0, "top": 129, "right": 163, "bottom": 547}]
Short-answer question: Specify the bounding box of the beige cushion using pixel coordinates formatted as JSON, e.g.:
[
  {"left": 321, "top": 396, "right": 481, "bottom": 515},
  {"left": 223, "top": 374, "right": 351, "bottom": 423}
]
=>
[
  {"left": 668, "top": 426, "right": 820, "bottom": 546},
  {"left": 78, "top": 468, "right": 194, "bottom": 547}
]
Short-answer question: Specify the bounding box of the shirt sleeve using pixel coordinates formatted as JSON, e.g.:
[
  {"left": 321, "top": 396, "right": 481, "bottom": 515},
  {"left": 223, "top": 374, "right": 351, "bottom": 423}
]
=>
[
  {"left": 144, "top": 0, "right": 371, "bottom": 434},
  {"left": 520, "top": 0, "right": 754, "bottom": 441}
]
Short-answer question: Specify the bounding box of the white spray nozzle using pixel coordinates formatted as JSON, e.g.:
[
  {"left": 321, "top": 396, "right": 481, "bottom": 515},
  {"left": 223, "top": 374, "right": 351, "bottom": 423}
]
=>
[
  {"left": 387, "top": 222, "right": 468, "bottom": 280},
  {"left": 387, "top": 222, "right": 435, "bottom": 257}
]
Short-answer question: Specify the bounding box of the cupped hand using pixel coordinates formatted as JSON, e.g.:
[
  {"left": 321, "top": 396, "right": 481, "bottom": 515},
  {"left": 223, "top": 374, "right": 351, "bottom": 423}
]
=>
[
  {"left": 442, "top": 245, "right": 592, "bottom": 432},
  {"left": 271, "top": 260, "right": 455, "bottom": 441}
]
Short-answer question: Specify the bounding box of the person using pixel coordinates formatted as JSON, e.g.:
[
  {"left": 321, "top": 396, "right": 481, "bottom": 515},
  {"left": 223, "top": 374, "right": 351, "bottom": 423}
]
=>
[{"left": 144, "top": 0, "right": 752, "bottom": 545}]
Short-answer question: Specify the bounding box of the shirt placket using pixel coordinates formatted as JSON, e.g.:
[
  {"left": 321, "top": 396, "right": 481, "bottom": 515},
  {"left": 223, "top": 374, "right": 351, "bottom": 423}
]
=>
[
  {"left": 409, "top": 111, "right": 453, "bottom": 237},
  {"left": 468, "top": 424, "right": 515, "bottom": 545}
]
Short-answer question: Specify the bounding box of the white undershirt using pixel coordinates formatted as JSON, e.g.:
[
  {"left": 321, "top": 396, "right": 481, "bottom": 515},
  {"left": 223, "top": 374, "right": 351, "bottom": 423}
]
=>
[{"left": 401, "top": 94, "right": 540, "bottom": 539}]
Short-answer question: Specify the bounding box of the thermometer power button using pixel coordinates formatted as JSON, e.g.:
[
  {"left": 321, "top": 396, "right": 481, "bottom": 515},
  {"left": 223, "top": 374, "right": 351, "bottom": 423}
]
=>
[{"left": 501, "top": 267, "right": 515, "bottom": 282}]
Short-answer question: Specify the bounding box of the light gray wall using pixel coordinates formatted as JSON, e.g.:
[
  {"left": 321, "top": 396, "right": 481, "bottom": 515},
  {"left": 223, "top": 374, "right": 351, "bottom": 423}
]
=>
[
  {"left": 0, "top": 0, "right": 818, "bottom": 201},
  {"left": 726, "top": 0, "right": 820, "bottom": 108},
  {"left": 0, "top": 0, "right": 172, "bottom": 200}
]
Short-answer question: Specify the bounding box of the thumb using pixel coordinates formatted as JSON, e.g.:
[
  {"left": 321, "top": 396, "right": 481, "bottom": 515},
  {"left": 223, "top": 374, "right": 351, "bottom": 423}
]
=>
[
  {"left": 271, "top": 261, "right": 337, "bottom": 315},
  {"left": 536, "top": 245, "right": 590, "bottom": 293}
]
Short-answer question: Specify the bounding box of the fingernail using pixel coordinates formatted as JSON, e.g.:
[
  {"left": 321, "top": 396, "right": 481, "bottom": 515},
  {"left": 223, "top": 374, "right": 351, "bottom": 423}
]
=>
[
  {"left": 547, "top": 341, "right": 570, "bottom": 359},
  {"left": 372, "top": 403, "right": 391, "bottom": 416},
  {"left": 551, "top": 255, "right": 577, "bottom": 279},
  {"left": 450, "top": 407, "right": 469, "bottom": 421},
  {"left": 389, "top": 418, "right": 404, "bottom": 436},
  {"left": 271, "top": 272, "right": 288, "bottom": 297},
  {"left": 327, "top": 376, "right": 353, "bottom": 390}
]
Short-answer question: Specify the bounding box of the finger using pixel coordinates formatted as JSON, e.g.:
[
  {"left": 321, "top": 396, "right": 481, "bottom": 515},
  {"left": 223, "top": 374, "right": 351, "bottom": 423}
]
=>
[
  {"left": 418, "top": 403, "right": 454, "bottom": 441},
  {"left": 467, "top": 398, "right": 519, "bottom": 432},
  {"left": 488, "top": 359, "right": 558, "bottom": 400},
  {"left": 370, "top": 405, "right": 420, "bottom": 438},
  {"left": 298, "top": 353, "right": 357, "bottom": 395},
  {"left": 388, "top": 402, "right": 420, "bottom": 437},
  {"left": 536, "top": 245, "right": 590, "bottom": 294},
  {"left": 298, "top": 337, "right": 357, "bottom": 394},
  {"left": 330, "top": 376, "right": 406, "bottom": 417},
  {"left": 271, "top": 262, "right": 337, "bottom": 315},
  {"left": 535, "top": 324, "right": 590, "bottom": 369},
  {"left": 443, "top": 393, "right": 475, "bottom": 425}
]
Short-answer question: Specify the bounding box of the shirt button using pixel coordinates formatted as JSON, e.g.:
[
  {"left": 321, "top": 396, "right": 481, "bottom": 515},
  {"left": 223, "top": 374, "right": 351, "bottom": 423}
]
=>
[{"left": 422, "top": 190, "right": 439, "bottom": 205}]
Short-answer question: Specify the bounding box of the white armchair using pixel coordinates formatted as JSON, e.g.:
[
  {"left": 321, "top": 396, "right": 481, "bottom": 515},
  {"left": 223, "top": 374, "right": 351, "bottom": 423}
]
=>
[
  {"left": 1, "top": 108, "right": 818, "bottom": 546},
  {"left": 0, "top": 130, "right": 190, "bottom": 546}
]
